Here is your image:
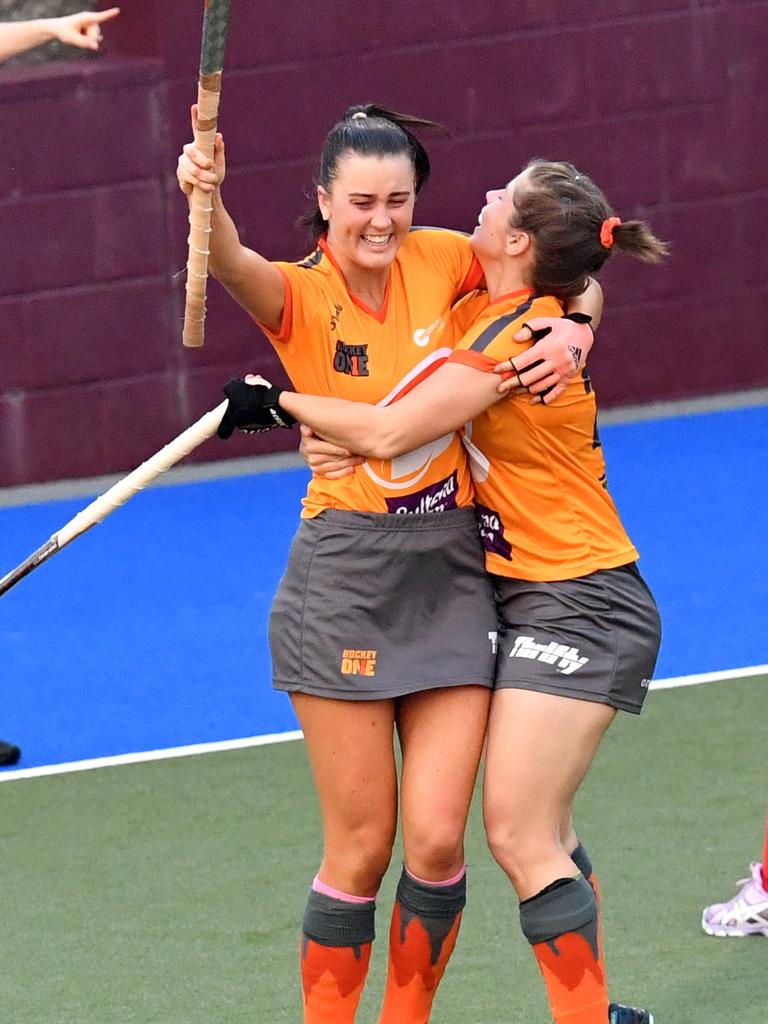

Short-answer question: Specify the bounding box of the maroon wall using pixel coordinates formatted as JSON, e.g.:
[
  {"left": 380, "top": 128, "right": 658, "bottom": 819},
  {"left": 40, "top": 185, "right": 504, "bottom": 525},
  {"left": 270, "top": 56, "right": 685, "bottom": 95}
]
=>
[{"left": 2, "top": 0, "right": 766, "bottom": 486}]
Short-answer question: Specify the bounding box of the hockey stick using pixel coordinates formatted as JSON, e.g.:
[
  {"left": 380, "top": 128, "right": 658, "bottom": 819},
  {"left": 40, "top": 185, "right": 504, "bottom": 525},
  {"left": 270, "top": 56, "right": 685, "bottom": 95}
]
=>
[
  {"left": 182, "top": 0, "right": 232, "bottom": 348},
  {"left": 0, "top": 401, "right": 228, "bottom": 598}
]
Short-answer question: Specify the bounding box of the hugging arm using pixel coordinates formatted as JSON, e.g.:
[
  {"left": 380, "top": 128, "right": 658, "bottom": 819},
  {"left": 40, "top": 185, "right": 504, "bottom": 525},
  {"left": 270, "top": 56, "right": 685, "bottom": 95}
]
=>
[{"left": 278, "top": 361, "right": 501, "bottom": 459}]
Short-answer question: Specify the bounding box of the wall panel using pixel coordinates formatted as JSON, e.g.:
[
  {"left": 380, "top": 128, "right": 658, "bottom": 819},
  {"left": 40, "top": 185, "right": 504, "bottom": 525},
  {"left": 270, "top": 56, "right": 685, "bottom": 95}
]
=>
[{"left": 1, "top": 0, "right": 765, "bottom": 485}]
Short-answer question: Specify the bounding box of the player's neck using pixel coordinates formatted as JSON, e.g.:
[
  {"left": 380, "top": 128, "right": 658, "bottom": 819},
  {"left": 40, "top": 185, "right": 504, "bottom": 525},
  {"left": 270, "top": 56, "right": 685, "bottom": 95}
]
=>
[
  {"left": 347, "top": 270, "right": 389, "bottom": 312},
  {"left": 332, "top": 251, "right": 390, "bottom": 312},
  {"left": 481, "top": 260, "right": 529, "bottom": 303}
]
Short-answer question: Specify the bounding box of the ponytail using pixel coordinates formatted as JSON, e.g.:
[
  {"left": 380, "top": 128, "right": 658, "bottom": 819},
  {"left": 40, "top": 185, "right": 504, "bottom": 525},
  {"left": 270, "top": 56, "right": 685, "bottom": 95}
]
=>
[
  {"left": 511, "top": 160, "right": 669, "bottom": 300},
  {"left": 611, "top": 220, "right": 669, "bottom": 263}
]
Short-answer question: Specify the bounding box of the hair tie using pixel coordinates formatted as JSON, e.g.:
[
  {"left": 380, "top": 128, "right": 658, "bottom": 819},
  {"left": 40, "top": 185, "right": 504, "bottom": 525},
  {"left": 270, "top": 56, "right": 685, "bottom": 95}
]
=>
[
  {"left": 600, "top": 216, "right": 622, "bottom": 249},
  {"left": 351, "top": 111, "right": 368, "bottom": 120}
]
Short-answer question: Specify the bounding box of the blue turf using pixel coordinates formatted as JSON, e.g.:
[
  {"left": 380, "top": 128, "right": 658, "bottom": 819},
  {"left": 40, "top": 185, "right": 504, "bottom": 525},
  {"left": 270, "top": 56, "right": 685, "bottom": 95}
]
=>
[
  {"left": 1, "top": 405, "right": 766, "bottom": 770},
  {"left": 600, "top": 405, "right": 767, "bottom": 676}
]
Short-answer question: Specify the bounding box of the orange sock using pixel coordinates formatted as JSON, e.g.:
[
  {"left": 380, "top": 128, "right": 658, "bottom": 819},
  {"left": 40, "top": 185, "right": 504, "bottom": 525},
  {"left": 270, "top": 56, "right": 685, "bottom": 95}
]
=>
[
  {"left": 300, "top": 885, "right": 376, "bottom": 1024},
  {"left": 301, "top": 937, "right": 372, "bottom": 1023},
  {"left": 378, "top": 865, "right": 466, "bottom": 1024},
  {"left": 520, "top": 875, "right": 608, "bottom": 1024}
]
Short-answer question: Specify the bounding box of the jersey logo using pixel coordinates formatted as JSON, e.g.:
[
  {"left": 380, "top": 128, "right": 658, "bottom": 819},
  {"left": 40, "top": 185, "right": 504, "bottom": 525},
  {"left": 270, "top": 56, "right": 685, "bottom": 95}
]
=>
[
  {"left": 363, "top": 348, "right": 456, "bottom": 492},
  {"left": 333, "top": 341, "right": 369, "bottom": 377},
  {"left": 509, "top": 635, "right": 589, "bottom": 675},
  {"left": 412, "top": 317, "right": 444, "bottom": 348},
  {"left": 475, "top": 503, "right": 512, "bottom": 560},
  {"left": 385, "top": 471, "right": 458, "bottom": 514},
  {"left": 340, "top": 649, "right": 378, "bottom": 677},
  {"left": 330, "top": 303, "right": 343, "bottom": 332}
]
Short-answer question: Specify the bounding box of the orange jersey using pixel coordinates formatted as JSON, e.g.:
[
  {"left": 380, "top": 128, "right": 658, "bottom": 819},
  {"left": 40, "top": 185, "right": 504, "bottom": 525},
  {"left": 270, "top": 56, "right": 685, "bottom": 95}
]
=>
[
  {"left": 261, "top": 229, "right": 482, "bottom": 517},
  {"left": 448, "top": 290, "right": 639, "bottom": 581}
]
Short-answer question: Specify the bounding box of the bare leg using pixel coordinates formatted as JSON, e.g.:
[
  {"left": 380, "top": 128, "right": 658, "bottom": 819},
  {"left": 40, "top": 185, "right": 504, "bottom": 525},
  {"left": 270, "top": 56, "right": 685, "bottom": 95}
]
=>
[
  {"left": 483, "top": 689, "right": 614, "bottom": 899},
  {"left": 291, "top": 694, "right": 399, "bottom": 1023},
  {"left": 378, "top": 685, "right": 491, "bottom": 1024},
  {"left": 292, "top": 692, "right": 398, "bottom": 895},
  {"left": 398, "top": 685, "right": 491, "bottom": 879},
  {"left": 483, "top": 689, "right": 615, "bottom": 1024}
]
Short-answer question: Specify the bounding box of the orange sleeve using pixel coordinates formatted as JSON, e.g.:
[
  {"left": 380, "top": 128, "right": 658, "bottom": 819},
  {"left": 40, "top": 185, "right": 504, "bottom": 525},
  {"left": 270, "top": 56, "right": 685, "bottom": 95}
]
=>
[
  {"left": 255, "top": 261, "right": 329, "bottom": 345},
  {"left": 447, "top": 347, "right": 517, "bottom": 381},
  {"left": 447, "top": 349, "right": 497, "bottom": 372},
  {"left": 254, "top": 265, "right": 293, "bottom": 342}
]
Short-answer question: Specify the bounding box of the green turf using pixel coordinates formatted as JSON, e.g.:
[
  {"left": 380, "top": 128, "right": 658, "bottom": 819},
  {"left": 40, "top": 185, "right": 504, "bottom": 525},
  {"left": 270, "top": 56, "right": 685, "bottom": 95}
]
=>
[{"left": 1, "top": 675, "right": 765, "bottom": 1022}]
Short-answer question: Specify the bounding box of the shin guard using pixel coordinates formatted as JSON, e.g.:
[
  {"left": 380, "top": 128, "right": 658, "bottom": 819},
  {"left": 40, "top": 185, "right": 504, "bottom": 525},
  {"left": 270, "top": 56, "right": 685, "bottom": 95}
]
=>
[
  {"left": 520, "top": 874, "right": 608, "bottom": 1024},
  {"left": 378, "top": 865, "right": 466, "bottom": 1024},
  {"left": 301, "top": 887, "right": 375, "bottom": 1024}
]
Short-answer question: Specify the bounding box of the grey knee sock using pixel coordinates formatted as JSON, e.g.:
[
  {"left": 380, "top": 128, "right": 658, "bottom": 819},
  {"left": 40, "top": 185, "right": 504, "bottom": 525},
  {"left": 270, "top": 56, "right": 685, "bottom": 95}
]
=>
[
  {"left": 393, "top": 866, "right": 466, "bottom": 965},
  {"left": 519, "top": 874, "right": 599, "bottom": 959},
  {"left": 570, "top": 842, "right": 593, "bottom": 879},
  {"left": 301, "top": 888, "right": 376, "bottom": 958}
]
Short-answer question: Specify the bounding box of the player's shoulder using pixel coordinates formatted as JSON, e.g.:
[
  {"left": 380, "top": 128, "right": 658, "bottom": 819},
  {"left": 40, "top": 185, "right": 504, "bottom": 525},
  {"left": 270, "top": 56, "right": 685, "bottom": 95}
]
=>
[
  {"left": 455, "top": 292, "right": 563, "bottom": 358},
  {"left": 404, "top": 226, "right": 472, "bottom": 255},
  {"left": 274, "top": 243, "right": 337, "bottom": 301},
  {"left": 450, "top": 289, "right": 489, "bottom": 334},
  {"left": 456, "top": 291, "right": 537, "bottom": 352},
  {"left": 279, "top": 244, "right": 332, "bottom": 275}
]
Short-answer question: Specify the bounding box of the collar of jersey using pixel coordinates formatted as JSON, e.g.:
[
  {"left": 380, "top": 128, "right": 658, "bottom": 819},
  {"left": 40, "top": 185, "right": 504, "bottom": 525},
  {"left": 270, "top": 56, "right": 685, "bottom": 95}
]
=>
[
  {"left": 486, "top": 287, "right": 534, "bottom": 309},
  {"left": 319, "top": 236, "right": 392, "bottom": 324}
]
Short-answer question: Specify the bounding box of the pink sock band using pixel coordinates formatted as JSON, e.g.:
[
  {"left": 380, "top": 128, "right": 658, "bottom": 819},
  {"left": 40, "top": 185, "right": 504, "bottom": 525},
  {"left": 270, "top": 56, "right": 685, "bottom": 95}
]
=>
[
  {"left": 312, "top": 875, "right": 376, "bottom": 904},
  {"left": 405, "top": 864, "right": 467, "bottom": 887}
]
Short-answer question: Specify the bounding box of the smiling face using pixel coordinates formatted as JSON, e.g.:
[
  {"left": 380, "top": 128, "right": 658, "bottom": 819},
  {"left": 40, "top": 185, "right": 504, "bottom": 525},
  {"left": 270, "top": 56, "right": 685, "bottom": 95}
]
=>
[
  {"left": 318, "top": 152, "right": 416, "bottom": 276},
  {"left": 471, "top": 168, "right": 532, "bottom": 262}
]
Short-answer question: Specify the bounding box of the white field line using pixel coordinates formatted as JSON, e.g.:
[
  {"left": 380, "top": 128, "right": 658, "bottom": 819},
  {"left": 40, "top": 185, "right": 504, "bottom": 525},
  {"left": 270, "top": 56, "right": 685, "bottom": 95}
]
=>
[
  {"left": 649, "top": 664, "right": 768, "bottom": 691},
  {"left": 2, "top": 664, "right": 766, "bottom": 784},
  {"left": 0, "top": 730, "right": 303, "bottom": 783}
]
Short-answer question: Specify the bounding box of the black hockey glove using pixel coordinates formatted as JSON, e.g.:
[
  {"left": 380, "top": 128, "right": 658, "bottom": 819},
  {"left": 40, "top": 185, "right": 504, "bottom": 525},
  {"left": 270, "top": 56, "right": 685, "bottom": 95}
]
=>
[{"left": 217, "top": 377, "right": 297, "bottom": 439}]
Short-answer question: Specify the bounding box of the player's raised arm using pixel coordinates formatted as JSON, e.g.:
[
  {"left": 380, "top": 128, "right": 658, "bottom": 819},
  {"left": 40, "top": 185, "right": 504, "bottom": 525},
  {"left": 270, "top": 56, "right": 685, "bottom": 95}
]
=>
[{"left": 176, "top": 107, "right": 285, "bottom": 332}]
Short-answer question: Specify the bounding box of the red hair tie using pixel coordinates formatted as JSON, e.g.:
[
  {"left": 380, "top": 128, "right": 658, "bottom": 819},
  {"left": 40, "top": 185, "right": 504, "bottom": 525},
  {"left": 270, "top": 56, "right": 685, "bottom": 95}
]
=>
[{"left": 600, "top": 216, "right": 622, "bottom": 249}]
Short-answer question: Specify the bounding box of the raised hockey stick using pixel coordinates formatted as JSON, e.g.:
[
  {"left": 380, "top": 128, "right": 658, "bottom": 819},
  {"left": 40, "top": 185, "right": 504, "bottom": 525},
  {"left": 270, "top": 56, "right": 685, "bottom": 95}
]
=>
[{"left": 182, "top": 0, "right": 232, "bottom": 348}]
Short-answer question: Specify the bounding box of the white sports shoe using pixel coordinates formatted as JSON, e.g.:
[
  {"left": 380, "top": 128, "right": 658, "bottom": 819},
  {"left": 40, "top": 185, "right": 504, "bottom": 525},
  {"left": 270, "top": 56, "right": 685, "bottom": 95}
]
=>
[{"left": 702, "top": 861, "right": 768, "bottom": 937}]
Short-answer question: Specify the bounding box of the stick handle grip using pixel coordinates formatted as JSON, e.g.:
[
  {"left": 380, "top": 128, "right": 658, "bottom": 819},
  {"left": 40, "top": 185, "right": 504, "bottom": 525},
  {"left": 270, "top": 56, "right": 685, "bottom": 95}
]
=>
[{"left": 182, "top": 75, "right": 222, "bottom": 348}]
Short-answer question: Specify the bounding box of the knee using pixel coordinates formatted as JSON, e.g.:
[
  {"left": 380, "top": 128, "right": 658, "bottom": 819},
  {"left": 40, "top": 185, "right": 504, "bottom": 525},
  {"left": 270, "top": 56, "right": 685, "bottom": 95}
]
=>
[
  {"left": 484, "top": 817, "right": 553, "bottom": 883},
  {"left": 328, "top": 822, "right": 396, "bottom": 893},
  {"left": 404, "top": 820, "right": 466, "bottom": 879}
]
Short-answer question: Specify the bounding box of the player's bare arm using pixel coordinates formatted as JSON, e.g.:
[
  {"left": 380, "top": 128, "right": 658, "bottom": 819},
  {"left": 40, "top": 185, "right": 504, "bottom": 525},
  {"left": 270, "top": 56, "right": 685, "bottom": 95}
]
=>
[
  {"left": 0, "top": 7, "right": 120, "bottom": 63},
  {"left": 177, "top": 108, "right": 285, "bottom": 331},
  {"left": 497, "top": 278, "right": 603, "bottom": 402},
  {"left": 223, "top": 362, "right": 502, "bottom": 460}
]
